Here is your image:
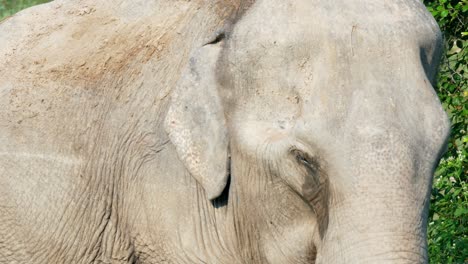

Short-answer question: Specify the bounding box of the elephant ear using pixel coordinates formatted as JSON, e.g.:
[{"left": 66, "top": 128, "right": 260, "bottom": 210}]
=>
[{"left": 164, "top": 39, "right": 228, "bottom": 201}]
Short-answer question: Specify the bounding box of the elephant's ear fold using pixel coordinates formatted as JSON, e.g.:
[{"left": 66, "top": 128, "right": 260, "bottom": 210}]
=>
[{"left": 164, "top": 40, "right": 228, "bottom": 201}]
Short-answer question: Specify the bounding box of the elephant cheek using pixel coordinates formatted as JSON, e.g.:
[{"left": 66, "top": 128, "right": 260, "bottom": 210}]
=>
[
  {"left": 261, "top": 211, "right": 320, "bottom": 264},
  {"left": 302, "top": 183, "right": 329, "bottom": 240},
  {"left": 300, "top": 160, "right": 330, "bottom": 240}
]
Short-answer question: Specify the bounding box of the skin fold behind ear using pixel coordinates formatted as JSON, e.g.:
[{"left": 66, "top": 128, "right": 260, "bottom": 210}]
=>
[{"left": 164, "top": 41, "right": 228, "bottom": 201}]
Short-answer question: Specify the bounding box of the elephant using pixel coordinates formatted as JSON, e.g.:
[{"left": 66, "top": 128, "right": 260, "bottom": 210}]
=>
[{"left": 0, "top": 0, "right": 449, "bottom": 263}]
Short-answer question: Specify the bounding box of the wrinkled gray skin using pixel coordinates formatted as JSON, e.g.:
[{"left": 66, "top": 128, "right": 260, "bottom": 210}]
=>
[{"left": 0, "top": 0, "right": 449, "bottom": 263}]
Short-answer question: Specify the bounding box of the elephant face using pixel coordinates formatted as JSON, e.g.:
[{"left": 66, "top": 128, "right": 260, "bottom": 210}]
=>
[{"left": 166, "top": 0, "right": 450, "bottom": 262}]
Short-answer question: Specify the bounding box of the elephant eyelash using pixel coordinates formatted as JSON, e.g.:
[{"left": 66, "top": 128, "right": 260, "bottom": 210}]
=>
[
  {"left": 297, "top": 153, "right": 312, "bottom": 167},
  {"left": 290, "top": 148, "right": 320, "bottom": 173}
]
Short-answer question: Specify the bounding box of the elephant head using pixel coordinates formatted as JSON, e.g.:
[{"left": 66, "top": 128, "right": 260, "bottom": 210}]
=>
[{"left": 165, "top": 0, "right": 450, "bottom": 263}]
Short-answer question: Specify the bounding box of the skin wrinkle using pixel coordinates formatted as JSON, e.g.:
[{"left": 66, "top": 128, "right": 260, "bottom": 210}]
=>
[
  {"left": 221, "top": 141, "right": 322, "bottom": 263},
  {"left": 0, "top": 0, "right": 246, "bottom": 260},
  {"left": 0, "top": 0, "right": 450, "bottom": 263}
]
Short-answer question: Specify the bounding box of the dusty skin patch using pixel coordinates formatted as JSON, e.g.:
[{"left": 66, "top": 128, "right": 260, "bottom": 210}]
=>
[{"left": 29, "top": 14, "right": 177, "bottom": 86}]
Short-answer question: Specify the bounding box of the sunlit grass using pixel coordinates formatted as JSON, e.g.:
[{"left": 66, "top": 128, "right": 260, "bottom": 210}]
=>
[{"left": 0, "top": 0, "right": 51, "bottom": 20}]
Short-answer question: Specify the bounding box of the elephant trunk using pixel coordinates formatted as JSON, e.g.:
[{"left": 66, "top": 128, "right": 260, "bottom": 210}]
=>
[
  {"left": 316, "top": 233, "right": 427, "bottom": 263},
  {"left": 315, "top": 125, "right": 433, "bottom": 263},
  {"left": 315, "top": 201, "right": 429, "bottom": 263}
]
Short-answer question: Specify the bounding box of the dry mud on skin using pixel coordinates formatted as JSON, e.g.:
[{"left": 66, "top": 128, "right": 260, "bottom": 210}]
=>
[
  {"left": 0, "top": 0, "right": 243, "bottom": 160},
  {"left": 0, "top": 2, "right": 243, "bottom": 262},
  {"left": 0, "top": 0, "right": 243, "bottom": 104},
  {"left": 0, "top": 1, "right": 216, "bottom": 131},
  {"left": 3, "top": 3, "right": 182, "bottom": 86}
]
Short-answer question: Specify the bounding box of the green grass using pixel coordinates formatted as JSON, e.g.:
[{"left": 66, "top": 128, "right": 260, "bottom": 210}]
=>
[{"left": 0, "top": 0, "right": 51, "bottom": 20}]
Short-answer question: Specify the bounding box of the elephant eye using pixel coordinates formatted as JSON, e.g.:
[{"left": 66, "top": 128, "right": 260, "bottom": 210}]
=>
[{"left": 291, "top": 148, "right": 320, "bottom": 175}]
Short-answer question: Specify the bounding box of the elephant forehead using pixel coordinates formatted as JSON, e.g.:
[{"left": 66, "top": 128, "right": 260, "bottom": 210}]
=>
[
  {"left": 231, "top": 0, "right": 438, "bottom": 42},
  {"left": 225, "top": 0, "right": 441, "bottom": 95},
  {"left": 224, "top": 0, "right": 444, "bottom": 127},
  {"left": 224, "top": 0, "right": 448, "bottom": 155},
  {"left": 226, "top": 0, "right": 440, "bottom": 75}
]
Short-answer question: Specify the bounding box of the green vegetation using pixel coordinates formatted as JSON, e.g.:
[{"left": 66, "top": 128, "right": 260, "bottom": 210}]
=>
[
  {"left": 424, "top": 0, "right": 468, "bottom": 263},
  {"left": 0, "top": 0, "right": 467, "bottom": 263},
  {"left": 0, "top": 0, "right": 50, "bottom": 19}
]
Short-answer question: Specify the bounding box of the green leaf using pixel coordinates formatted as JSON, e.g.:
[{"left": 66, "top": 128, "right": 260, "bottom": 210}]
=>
[
  {"left": 454, "top": 207, "right": 468, "bottom": 217},
  {"left": 441, "top": 10, "right": 449, "bottom": 18}
]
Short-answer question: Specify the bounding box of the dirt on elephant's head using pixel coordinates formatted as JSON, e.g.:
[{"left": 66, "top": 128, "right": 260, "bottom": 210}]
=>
[{"left": 4, "top": 0, "right": 251, "bottom": 91}]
